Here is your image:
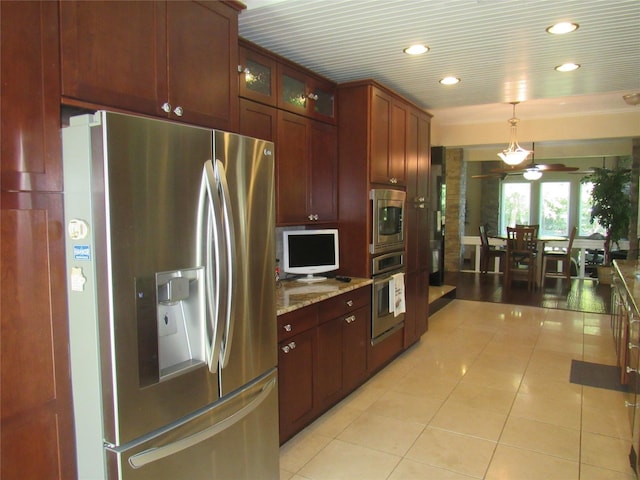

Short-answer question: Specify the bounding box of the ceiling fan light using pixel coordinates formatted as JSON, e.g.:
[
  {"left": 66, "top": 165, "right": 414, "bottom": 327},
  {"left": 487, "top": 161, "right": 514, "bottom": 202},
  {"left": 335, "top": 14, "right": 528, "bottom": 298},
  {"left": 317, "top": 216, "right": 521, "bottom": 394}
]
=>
[{"left": 523, "top": 168, "right": 543, "bottom": 180}]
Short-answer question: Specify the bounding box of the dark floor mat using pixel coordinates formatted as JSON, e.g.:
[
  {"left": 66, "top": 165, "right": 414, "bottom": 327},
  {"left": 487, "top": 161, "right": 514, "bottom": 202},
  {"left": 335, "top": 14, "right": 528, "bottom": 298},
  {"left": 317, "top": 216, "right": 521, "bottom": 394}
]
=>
[{"left": 570, "top": 360, "right": 628, "bottom": 392}]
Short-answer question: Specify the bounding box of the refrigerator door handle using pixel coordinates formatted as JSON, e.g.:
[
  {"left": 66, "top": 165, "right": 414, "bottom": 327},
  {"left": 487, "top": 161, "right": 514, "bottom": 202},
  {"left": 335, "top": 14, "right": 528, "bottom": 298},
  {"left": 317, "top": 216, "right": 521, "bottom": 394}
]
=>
[
  {"left": 127, "top": 377, "right": 276, "bottom": 469},
  {"left": 199, "top": 160, "right": 227, "bottom": 374},
  {"left": 214, "top": 159, "right": 237, "bottom": 369}
]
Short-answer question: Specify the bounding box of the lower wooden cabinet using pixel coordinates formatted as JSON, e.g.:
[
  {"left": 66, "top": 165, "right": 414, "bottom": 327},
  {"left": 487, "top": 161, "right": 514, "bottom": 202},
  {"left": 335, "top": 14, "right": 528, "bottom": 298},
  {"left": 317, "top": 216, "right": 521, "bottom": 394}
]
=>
[
  {"left": 278, "top": 327, "right": 316, "bottom": 442},
  {"left": 277, "top": 285, "right": 370, "bottom": 444},
  {"left": 1, "top": 192, "right": 76, "bottom": 479}
]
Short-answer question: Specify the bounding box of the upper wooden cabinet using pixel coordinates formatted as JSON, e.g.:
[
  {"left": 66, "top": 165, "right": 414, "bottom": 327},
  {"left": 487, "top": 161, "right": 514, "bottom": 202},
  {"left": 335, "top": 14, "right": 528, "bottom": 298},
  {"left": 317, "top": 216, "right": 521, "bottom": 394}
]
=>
[
  {"left": 239, "top": 40, "right": 336, "bottom": 124},
  {"left": 60, "top": 1, "right": 241, "bottom": 130},
  {"left": 337, "top": 80, "right": 431, "bottom": 278},
  {"left": 1, "top": 0, "right": 62, "bottom": 193},
  {"left": 275, "top": 111, "right": 338, "bottom": 225}
]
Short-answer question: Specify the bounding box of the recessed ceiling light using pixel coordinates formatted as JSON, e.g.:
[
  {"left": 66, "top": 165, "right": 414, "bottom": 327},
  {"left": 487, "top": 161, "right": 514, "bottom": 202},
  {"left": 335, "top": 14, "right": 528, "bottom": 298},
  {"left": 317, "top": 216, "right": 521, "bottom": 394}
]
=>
[
  {"left": 546, "top": 22, "right": 579, "bottom": 34},
  {"left": 439, "top": 76, "right": 460, "bottom": 85},
  {"left": 555, "top": 63, "right": 580, "bottom": 72},
  {"left": 403, "top": 44, "right": 429, "bottom": 55}
]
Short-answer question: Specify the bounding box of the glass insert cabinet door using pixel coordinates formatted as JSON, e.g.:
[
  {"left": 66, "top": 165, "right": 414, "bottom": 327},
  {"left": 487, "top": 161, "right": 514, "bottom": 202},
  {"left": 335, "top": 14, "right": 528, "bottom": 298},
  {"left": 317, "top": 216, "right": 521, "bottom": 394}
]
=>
[
  {"left": 280, "top": 66, "right": 335, "bottom": 121},
  {"left": 281, "top": 73, "right": 307, "bottom": 110},
  {"left": 239, "top": 46, "right": 277, "bottom": 106},
  {"left": 312, "top": 85, "right": 334, "bottom": 118},
  {"left": 245, "top": 58, "right": 272, "bottom": 97}
]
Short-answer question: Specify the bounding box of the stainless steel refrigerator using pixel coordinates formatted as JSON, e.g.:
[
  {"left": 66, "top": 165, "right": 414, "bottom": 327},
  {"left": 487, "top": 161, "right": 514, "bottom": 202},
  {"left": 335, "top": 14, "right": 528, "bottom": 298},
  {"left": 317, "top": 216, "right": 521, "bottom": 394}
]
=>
[{"left": 62, "top": 111, "right": 278, "bottom": 479}]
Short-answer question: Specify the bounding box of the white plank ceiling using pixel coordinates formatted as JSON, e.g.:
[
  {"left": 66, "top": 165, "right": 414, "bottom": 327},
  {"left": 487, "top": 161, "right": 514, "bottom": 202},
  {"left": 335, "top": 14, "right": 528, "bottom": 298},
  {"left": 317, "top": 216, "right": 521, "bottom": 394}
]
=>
[{"left": 238, "top": 0, "right": 640, "bottom": 123}]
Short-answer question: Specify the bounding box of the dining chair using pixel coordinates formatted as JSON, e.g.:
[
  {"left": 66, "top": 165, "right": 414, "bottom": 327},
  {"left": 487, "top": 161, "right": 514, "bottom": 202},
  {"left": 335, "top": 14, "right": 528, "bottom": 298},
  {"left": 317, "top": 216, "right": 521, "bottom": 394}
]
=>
[
  {"left": 516, "top": 224, "right": 539, "bottom": 238},
  {"left": 479, "top": 225, "right": 505, "bottom": 273},
  {"left": 541, "top": 226, "right": 577, "bottom": 288},
  {"left": 504, "top": 226, "right": 538, "bottom": 290}
]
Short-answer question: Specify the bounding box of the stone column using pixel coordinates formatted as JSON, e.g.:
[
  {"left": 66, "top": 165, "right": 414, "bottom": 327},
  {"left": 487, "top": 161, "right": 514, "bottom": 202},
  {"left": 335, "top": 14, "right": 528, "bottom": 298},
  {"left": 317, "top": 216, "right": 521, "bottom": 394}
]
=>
[{"left": 444, "top": 148, "right": 465, "bottom": 272}]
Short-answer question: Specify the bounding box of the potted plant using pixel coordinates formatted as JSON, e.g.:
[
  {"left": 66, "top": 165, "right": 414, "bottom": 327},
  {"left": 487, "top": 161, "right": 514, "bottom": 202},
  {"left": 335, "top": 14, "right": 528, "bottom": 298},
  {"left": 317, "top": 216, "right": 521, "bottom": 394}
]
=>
[{"left": 581, "top": 166, "right": 631, "bottom": 281}]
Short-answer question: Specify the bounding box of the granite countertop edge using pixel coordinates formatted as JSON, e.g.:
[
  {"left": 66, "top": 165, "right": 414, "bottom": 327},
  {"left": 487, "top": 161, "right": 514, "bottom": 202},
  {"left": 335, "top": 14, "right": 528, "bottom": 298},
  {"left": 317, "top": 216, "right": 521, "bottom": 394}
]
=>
[{"left": 276, "top": 277, "right": 373, "bottom": 316}]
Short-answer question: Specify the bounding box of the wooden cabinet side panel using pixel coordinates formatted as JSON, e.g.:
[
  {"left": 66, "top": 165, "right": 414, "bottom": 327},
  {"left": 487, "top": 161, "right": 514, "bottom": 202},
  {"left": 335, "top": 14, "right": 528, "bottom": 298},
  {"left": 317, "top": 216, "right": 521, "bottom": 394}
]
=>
[
  {"left": 1, "top": 192, "right": 76, "bottom": 480},
  {"left": 60, "top": 1, "right": 166, "bottom": 116},
  {"left": 167, "top": 1, "right": 239, "bottom": 130},
  {"left": 337, "top": 86, "right": 372, "bottom": 277},
  {"left": 417, "top": 114, "right": 431, "bottom": 271},
  {"left": 1, "top": 1, "right": 62, "bottom": 192}
]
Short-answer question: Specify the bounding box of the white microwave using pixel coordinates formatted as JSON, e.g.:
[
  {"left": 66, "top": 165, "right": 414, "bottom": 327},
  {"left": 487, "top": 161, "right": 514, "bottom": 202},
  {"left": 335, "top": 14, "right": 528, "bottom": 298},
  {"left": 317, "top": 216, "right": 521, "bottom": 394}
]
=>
[{"left": 370, "top": 189, "right": 406, "bottom": 254}]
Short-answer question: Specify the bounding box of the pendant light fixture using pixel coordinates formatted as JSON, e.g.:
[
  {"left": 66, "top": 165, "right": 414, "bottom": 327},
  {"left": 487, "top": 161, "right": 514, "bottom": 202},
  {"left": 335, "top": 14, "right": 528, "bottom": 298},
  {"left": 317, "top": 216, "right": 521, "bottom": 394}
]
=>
[{"left": 498, "top": 102, "right": 531, "bottom": 166}]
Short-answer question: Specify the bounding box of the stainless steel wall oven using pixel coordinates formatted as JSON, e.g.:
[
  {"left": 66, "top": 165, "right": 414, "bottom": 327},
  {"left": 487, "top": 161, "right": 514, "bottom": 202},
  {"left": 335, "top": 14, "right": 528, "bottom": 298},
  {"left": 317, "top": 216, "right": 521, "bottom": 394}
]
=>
[
  {"left": 370, "top": 189, "right": 405, "bottom": 255},
  {"left": 371, "top": 251, "right": 405, "bottom": 345}
]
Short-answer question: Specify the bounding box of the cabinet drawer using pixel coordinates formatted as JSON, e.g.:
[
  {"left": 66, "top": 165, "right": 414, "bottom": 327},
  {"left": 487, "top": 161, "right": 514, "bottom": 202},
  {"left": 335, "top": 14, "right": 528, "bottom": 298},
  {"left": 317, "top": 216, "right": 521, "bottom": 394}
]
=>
[
  {"left": 278, "top": 305, "right": 318, "bottom": 341},
  {"left": 319, "top": 286, "right": 370, "bottom": 324}
]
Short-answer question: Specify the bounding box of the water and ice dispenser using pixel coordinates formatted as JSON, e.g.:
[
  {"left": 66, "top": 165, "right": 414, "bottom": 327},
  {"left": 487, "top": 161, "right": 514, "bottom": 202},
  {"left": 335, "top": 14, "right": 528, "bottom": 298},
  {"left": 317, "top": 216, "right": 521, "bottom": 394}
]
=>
[{"left": 137, "top": 267, "right": 206, "bottom": 386}]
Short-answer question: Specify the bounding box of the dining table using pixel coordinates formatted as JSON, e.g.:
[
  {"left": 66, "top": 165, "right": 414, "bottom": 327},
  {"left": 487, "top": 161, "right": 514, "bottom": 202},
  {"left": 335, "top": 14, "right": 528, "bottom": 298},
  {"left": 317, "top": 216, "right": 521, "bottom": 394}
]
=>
[{"left": 492, "top": 234, "right": 568, "bottom": 288}]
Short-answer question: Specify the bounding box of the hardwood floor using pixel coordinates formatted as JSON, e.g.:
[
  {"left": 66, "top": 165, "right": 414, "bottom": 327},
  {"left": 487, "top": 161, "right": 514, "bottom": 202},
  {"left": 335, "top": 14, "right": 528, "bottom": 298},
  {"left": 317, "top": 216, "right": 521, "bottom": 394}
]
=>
[{"left": 441, "top": 272, "right": 611, "bottom": 314}]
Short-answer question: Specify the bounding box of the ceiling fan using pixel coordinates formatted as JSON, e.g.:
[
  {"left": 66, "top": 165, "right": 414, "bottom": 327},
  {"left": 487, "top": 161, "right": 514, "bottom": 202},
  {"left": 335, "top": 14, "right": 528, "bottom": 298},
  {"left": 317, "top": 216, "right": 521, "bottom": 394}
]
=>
[{"left": 472, "top": 143, "right": 579, "bottom": 179}]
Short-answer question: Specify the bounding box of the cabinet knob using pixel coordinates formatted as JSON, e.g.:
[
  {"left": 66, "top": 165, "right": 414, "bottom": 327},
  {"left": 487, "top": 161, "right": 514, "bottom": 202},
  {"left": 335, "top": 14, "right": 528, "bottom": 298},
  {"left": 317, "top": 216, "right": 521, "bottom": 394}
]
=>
[
  {"left": 389, "top": 178, "right": 398, "bottom": 184},
  {"left": 237, "top": 65, "right": 250, "bottom": 74},
  {"left": 283, "top": 324, "right": 292, "bottom": 332},
  {"left": 346, "top": 300, "right": 354, "bottom": 307},
  {"left": 281, "top": 345, "right": 290, "bottom": 353},
  {"left": 161, "top": 102, "right": 172, "bottom": 113},
  {"left": 288, "top": 341, "right": 296, "bottom": 349},
  {"left": 307, "top": 214, "right": 319, "bottom": 221},
  {"left": 307, "top": 92, "right": 319, "bottom": 101},
  {"left": 345, "top": 315, "right": 356, "bottom": 324},
  {"left": 173, "top": 106, "right": 184, "bottom": 117}
]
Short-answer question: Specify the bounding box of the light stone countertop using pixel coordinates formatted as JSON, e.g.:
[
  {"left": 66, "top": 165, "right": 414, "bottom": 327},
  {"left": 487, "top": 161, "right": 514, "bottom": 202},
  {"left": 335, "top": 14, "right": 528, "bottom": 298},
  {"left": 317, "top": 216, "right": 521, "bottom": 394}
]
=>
[{"left": 276, "top": 277, "right": 373, "bottom": 316}]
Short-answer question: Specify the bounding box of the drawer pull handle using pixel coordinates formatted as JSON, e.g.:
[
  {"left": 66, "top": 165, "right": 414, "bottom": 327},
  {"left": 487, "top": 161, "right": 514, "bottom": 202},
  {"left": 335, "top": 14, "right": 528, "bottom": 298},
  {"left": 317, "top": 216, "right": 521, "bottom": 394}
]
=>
[
  {"left": 281, "top": 345, "right": 290, "bottom": 353},
  {"left": 346, "top": 300, "right": 354, "bottom": 307},
  {"left": 288, "top": 341, "right": 296, "bottom": 349},
  {"left": 345, "top": 315, "right": 356, "bottom": 324},
  {"left": 283, "top": 324, "right": 292, "bottom": 332},
  {"left": 629, "top": 342, "right": 640, "bottom": 350},
  {"left": 627, "top": 366, "right": 638, "bottom": 374},
  {"left": 626, "top": 401, "right": 640, "bottom": 408}
]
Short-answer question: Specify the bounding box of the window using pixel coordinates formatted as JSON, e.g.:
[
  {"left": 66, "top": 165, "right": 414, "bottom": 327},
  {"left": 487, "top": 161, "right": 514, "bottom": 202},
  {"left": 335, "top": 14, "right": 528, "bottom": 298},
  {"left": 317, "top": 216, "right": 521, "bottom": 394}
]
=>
[
  {"left": 498, "top": 175, "right": 602, "bottom": 239},
  {"left": 539, "top": 182, "right": 570, "bottom": 236},
  {"left": 500, "top": 183, "right": 531, "bottom": 234},
  {"left": 579, "top": 181, "right": 605, "bottom": 237}
]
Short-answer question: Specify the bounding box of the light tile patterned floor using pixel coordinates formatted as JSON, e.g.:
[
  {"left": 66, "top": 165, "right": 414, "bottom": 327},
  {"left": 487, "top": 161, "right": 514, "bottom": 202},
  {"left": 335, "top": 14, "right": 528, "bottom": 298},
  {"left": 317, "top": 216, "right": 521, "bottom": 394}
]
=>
[{"left": 279, "top": 299, "right": 638, "bottom": 480}]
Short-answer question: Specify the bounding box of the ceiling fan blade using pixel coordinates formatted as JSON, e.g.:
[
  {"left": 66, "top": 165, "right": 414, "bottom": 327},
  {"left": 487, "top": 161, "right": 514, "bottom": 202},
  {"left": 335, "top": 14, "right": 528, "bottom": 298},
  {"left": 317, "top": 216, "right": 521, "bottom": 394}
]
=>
[
  {"left": 472, "top": 173, "right": 506, "bottom": 179},
  {"left": 534, "top": 163, "right": 578, "bottom": 172}
]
